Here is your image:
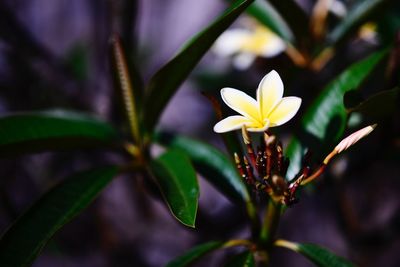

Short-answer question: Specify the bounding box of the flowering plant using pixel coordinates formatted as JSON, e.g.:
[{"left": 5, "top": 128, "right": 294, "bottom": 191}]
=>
[{"left": 0, "top": 0, "right": 398, "bottom": 266}]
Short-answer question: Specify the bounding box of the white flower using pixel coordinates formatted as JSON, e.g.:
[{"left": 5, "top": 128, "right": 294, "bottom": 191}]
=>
[
  {"left": 214, "top": 70, "right": 301, "bottom": 133},
  {"left": 213, "top": 23, "right": 286, "bottom": 70},
  {"left": 358, "top": 22, "right": 378, "bottom": 44}
]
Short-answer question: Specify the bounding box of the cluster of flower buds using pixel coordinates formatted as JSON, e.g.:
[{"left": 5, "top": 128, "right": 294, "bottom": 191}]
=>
[
  {"left": 234, "top": 124, "right": 377, "bottom": 206},
  {"left": 234, "top": 126, "right": 300, "bottom": 206}
]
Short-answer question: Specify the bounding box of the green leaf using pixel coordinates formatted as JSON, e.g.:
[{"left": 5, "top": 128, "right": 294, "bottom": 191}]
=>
[
  {"left": 266, "top": 0, "right": 309, "bottom": 43},
  {"left": 155, "top": 132, "right": 250, "bottom": 203},
  {"left": 347, "top": 87, "right": 400, "bottom": 122},
  {"left": 244, "top": 0, "right": 294, "bottom": 42},
  {"left": 285, "top": 49, "right": 387, "bottom": 180},
  {"left": 0, "top": 166, "right": 119, "bottom": 267},
  {"left": 143, "top": 0, "right": 254, "bottom": 132},
  {"left": 0, "top": 110, "right": 119, "bottom": 156},
  {"left": 110, "top": 35, "right": 143, "bottom": 143},
  {"left": 150, "top": 149, "right": 199, "bottom": 227},
  {"left": 166, "top": 241, "right": 224, "bottom": 267},
  {"left": 328, "top": 0, "right": 389, "bottom": 46},
  {"left": 225, "top": 251, "right": 255, "bottom": 267},
  {"left": 276, "top": 240, "right": 354, "bottom": 267},
  {"left": 64, "top": 44, "right": 89, "bottom": 81}
]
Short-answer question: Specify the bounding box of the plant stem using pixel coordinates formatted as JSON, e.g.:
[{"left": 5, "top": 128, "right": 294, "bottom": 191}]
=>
[
  {"left": 259, "top": 199, "right": 282, "bottom": 251},
  {"left": 246, "top": 200, "right": 261, "bottom": 241},
  {"left": 223, "top": 239, "right": 253, "bottom": 249}
]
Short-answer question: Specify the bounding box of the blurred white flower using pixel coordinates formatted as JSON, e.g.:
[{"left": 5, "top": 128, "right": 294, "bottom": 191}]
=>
[
  {"left": 358, "top": 22, "right": 378, "bottom": 44},
  {"left": 213, "top": 22, "right": 286, "bottom": 70},
  {"left": 330, "top": 0, "right": 347, "bottom": 18}
]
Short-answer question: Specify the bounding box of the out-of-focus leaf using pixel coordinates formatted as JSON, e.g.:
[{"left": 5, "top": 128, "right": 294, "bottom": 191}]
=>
[
  {"left": 155, "top": 132, "right": 250, "bottom": 204},
  {"left": 143, "top": 0, "right": 254, "bottom": 132},
  {"left": 166, "top": 241, "right": 224, "bottom": 267},
  {"left": 0, "top": 110, "right": 119, "bottom": 156},
  {"left": 203, "top": 93, "right": 243, "bottom": 159},
  {"left": 276, "top": 240, "right": 354, "bottom": 267},
  {"left": 245, "top": 0, "right": 294, "bottom": 42},
  {"left": 110, "top": 35, "right": 143, "bottom": 144},
  {"left": 266, "top": 0, "right": 308, "bottom": 43},
  {"left": 328, "top": 0, "right": 389, "bottom": 46},
  {"left": 285, "top": 49, "right": 387, "bottom": 179},
  {"left": 347, "top": 87, "right": 399, "bottom": 122},
  {"left": 343, "top": 90, "right": 364, "bottom": 109},
  {"left": 0, "top": 166, "right": 119, "bottom": 267},
  {"left": 150, "top": 149, "right": 199, "bottom": 227},
  {"left": 64, "top": 44, "right": 88, "bottom": 81},
  {"left": 377, "top": 8, "right": 400, "bottom": 44},
  {"left": 225, "top": 251, "right": 255, "bottom": 267},
  {"left": 202, "top": 92, "right": 244, "bottom": 158}
]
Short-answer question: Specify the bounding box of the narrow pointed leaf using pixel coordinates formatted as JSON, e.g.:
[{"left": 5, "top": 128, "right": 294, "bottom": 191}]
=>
[
  {"left": 266, "top": 0, "right": 308, "bottom": 43},
  {"left": 203, "top": 92, "right": 244, "bottom": 159},
  {"left": 0, "top": 111, "right": 119, "bottom": 156},
  {"left": 346, "top": 87, "right": 399, "bottom": 122},
  {"left": 225, "top": 251, "right": 255, "bottom": 267},
  {"left": 143, "top": 0, "right": 254, "bottom": 132},
  {"left": 276, "top": 240, "right": 354, "bottom": 267},
  {"left": 0, "top": 166, "right": 119, "bottom": 267},
  {"left": 110, "top": 35, "right": 143, "bottom": 143},
  {"left": 285, "top": 49, "right": 387, "bottom": 179},
  {"left": 328, "top": 0, "right": 389, "bottom": 47},
  {"left": 150, "top": 149, "right": 199, "bottom": 227},
  {"left": 166, "top": 241, "right": 224, "bottom": 267},
  {"left": 155, "top": 132, "right": 250, "bottom": 203},
  {"left": 244, "top": 0, "right": 294, "bottom": 42}
]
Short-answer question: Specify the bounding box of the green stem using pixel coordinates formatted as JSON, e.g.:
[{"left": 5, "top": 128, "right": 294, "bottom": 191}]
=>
[
  {"left": 246, "top": 200, "right": 260, "bottom": 241},
  {"left": 223, "top": 239, "right": 253, "bottom": 249},
  {"left": 259, "top": 200, "right": 282, "bottom": 248}
]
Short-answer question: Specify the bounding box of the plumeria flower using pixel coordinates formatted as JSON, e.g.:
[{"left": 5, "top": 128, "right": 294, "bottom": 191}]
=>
[
  {"left": 213, "top": 21, "right": 286, "bottom": 70},
  {"left": 214, "top": 70, "right": 301, "bottom": 133},
  {"left": 358, "top": 22, "right": 378, "bottom": 44}
]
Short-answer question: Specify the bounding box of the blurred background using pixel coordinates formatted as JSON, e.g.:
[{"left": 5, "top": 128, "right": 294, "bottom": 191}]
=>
[{"left": 0, "top": 0, "right": 400, "bottom": 266}]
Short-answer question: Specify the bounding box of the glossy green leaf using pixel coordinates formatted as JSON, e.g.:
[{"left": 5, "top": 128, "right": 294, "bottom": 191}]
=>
[
  {"left": 155, "top": 132, "right": 250, "bottom": 203},
  {"left": 245, "top": 0, "right": 294, "bottom": 42},
  {"left": 225, "top": 251, "right": 255, "bottom": 267},
  {"left": 150, "top": 149, "right": 199, "bottom": 227},
  {"left": 285, "top": 49, "right": 387, "bottom": 180},
  {"left": 0, "top": 110, "right": 119, "bottom": 156},
  {"left": 277, "top": 240, "right": 354, "bottom": 267},
  {"left": 143, "top": 0, "right": 254, "bottom": 132},
  {"left": 328, "top": 0, "right": 389, "bottom": 46},
  {"left": 166, "top": 241, "right": 224, "bottom": 267},
  {"left": 347, "top": 87, "right": 399, "bottom": 122},
  {"left": 0, "top": 166, "right": 119, "bottom": 267},
  {"left": 266, "top": 0, "right": 308, "bottom": 43}
]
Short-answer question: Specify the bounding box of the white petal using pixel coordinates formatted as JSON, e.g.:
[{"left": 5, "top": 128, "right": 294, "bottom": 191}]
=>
[
  {"left": 256, "top": 70, "right": 284, "bottom": 118},
  {"left": 213, "top": 29, "right": 251, "bottom": 57},
  {"left": 330, "top": 0, "right": 347, "bottom": 18},
  {"left": 259, "top": 36, "right": 286, "bottom": 57},
  {"left": 213, "top": 115, "right": 253, "bottom": 133},
  {"left": 232, "top": 53, "right": 256, "bottom": 70},
  {"left": 220, "top": 88, "right": 260, "bottom": 121},
  {"left": 268, "top": 97, "right": 301, "bottom": 127}
]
